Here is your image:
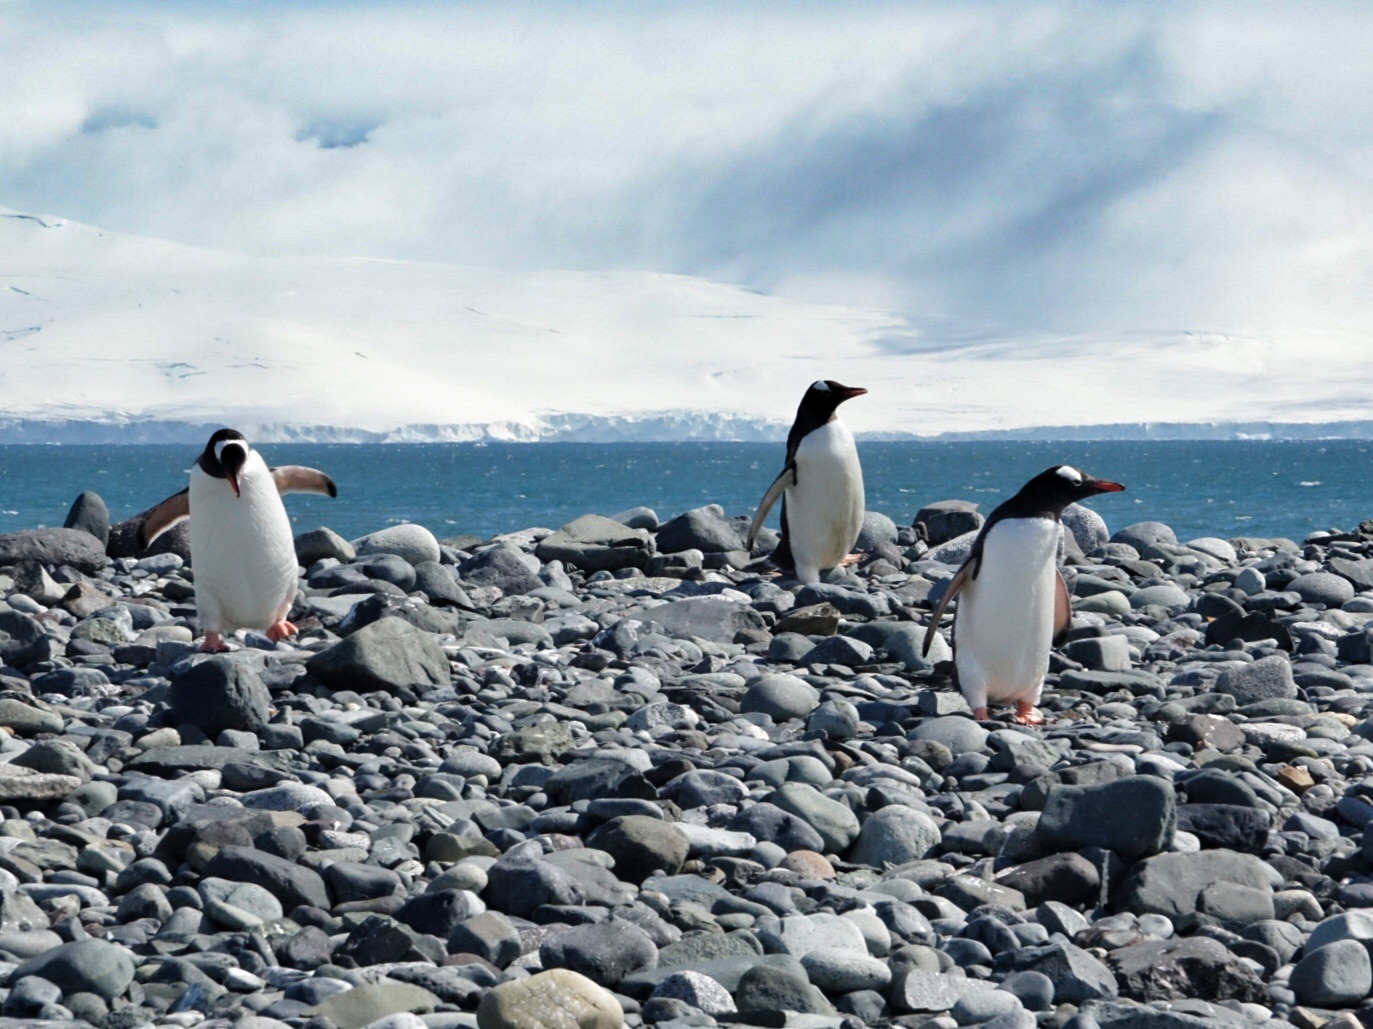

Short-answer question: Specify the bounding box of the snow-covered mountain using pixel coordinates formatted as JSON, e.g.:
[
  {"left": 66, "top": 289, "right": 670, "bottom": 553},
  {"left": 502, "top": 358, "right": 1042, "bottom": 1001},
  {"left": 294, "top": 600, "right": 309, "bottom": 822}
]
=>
[{"left": 3, "top": 208, "right": 1372, "bottom": 442}]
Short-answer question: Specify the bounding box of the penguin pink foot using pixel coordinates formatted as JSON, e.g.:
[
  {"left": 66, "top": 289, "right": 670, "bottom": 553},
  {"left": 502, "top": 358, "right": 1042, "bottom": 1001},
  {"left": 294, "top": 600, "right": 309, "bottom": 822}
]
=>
[
  {"left": 1014, "top": 700, "right": 1044, "bottom": 725},
  {"left": 266, "top": 620, "right": 298, "bottom": 642},
  {"left": 200, "top": 631, "right": 230, "bottom": 654},
  {"left": 840, "top": 553, "right": 864, "bottom": 567},
  {"left": 972, "top": 707, "right": 989, "bottom": 721}
]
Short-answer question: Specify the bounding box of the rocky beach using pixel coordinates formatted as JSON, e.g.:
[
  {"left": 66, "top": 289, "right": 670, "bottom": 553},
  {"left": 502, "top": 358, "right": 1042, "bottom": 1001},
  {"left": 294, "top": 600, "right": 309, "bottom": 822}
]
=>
[{"left": 1, "top": 488, "right": 1372, "bottom": 1029}]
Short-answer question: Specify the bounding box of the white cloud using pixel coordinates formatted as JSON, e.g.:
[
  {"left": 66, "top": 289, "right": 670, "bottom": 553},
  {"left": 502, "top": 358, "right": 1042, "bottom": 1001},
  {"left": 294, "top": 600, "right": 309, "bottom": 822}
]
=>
[{"left": 2, "top": 0, "right": 1372, "bottom": 341}]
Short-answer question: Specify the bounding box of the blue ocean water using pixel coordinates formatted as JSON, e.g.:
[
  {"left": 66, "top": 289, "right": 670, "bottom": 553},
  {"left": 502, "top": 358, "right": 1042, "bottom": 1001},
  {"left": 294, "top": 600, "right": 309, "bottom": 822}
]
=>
[{"left": 0, "top": 441, "right": 1367, "bottom": 545}]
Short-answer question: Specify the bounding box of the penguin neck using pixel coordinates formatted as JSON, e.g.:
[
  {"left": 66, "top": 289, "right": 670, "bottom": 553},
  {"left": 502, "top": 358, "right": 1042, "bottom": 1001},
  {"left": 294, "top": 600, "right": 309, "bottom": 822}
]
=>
[{"left": 991, "top": 491, "right": 1065, "bottom": 525}]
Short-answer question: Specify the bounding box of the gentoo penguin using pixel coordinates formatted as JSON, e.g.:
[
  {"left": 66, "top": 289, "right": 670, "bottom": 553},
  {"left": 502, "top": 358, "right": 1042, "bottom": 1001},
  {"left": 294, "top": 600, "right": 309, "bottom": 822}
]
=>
[
  {"left": 923, "top": 465, "right": 1124, "bottom": 724},
  {"left": 141, "top": 429, "right": 337, "bottom": 652},
  {"left": 746, "top": 380, "right": 867, "bottom": 584}
]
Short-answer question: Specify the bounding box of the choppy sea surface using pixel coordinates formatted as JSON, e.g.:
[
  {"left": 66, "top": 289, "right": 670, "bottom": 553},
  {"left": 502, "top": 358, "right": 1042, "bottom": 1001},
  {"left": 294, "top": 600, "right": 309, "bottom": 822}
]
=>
[{"left": 0, "top": 441, "right": 1368, "bottom": 545}]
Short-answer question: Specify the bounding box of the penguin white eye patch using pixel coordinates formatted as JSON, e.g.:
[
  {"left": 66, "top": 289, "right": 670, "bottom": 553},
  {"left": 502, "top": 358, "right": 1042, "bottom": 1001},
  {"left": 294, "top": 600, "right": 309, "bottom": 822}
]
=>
[
  {"left": 215, "top": 439, "right": 246, "bottom": 461},
  {"left": 811, "top": 380, "right": 830, "bottom": 392},
  {"left": 1056, "top": 465, "right": 1083, "bottom": 485}
]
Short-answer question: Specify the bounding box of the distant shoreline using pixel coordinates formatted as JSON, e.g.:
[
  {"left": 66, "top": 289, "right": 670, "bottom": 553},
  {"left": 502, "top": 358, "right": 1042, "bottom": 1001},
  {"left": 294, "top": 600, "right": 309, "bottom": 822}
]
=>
[{"left": 3, "top": 417, "right": 1373, "bottom": 445}]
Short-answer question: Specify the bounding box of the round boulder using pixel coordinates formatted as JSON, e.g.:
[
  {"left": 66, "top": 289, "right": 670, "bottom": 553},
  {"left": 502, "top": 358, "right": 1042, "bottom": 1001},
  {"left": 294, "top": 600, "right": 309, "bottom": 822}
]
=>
[
  {"left": 848, "top": 805, "right": 941, "bottom": 867},
  {"left": 1290, "top": 938, "right": 1372, "bottom": 1008},
  {"left": 476, "top": 968, "right": 622, "bottom": 1029},
  {"left": 539, "top": 919, "right": 658, "bottom": 987},
  {"left": 1062, "top": 503, "right": 1109, "bottom": 554},
  {"left": 353, "top": 524, "right": 441, "bottom": 566},
  {"left": 1290, "top": 572, "right": 1355, "bottom": 608},
  {"left": 856, "top": 511, "right": 898, "bottom": 551},
  {"left": 13, "top": 939, "right": 134, "bottom": 1002},
  {"left": 586, "top": 815, "right": 688, "bottom": 884},
  {"left": 741, "top": 674, "right": 820, "bottom": 721}
]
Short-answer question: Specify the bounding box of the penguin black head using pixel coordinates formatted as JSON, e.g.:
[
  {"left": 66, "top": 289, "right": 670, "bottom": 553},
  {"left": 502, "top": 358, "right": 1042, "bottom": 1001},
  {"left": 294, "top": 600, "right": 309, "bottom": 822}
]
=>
[
  {"left": 1009, "top": 464, "right": 1125, "bottom": 517},
  {"left": 199, "top": 428, "right": 249, "bottom": 498},
  {"left": 799, "top": 380, "right": 867, "bottom": 421}
]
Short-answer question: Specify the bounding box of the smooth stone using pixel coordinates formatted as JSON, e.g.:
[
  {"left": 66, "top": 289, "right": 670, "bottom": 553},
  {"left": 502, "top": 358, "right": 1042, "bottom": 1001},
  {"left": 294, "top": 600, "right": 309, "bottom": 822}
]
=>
[
  {"left": 353, "top": 525, "right": 442, "bottom": 566},
  {"left": 476, "top": 968, "right": 622, "bottom": 1029}
]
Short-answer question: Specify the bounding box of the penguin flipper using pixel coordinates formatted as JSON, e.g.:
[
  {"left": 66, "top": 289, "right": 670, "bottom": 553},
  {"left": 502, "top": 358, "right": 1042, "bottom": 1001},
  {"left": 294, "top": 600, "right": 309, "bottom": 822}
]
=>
[
  {"left": 746, "top": 462, "right": 796, "bottom": 549},
  {"left": 140, "top": 489, "right": 190, "bottom": 548},
  {"left": 1051, "top": 569, "right": 1072, "bottom": 648},
  {"left": 271, "top": 466, "right": 338, "bottom": 498},
  {"left": 923, "top": 562, "right": 972, "bottom": 656},
  {"left": 774, "top": 491, "right": 796, "bottom": 566}
]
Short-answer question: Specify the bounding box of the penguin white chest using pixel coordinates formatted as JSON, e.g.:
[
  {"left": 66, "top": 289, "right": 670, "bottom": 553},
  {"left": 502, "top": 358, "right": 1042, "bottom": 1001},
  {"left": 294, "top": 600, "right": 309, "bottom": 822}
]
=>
[
  {"left": 954, "top": 517, "right": 1060, "bottom": 706},
  {"left": 787, "top": 419, "right": 865, "bottom": 577},
  {"left": 189, "top": 454, "right": 298, "bottom": 633}
]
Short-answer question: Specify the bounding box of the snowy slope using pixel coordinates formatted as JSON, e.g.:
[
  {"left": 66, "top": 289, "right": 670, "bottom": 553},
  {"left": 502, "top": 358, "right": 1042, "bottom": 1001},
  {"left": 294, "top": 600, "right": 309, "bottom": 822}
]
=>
[{"left": 3, "top": 209, "right": 1372, "bottom": 441}]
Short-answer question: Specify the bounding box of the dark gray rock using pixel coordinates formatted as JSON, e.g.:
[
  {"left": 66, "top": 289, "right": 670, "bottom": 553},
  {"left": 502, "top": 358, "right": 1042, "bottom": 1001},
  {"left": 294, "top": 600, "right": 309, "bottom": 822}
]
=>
[
  {"left": 740, "top": 673, "right": 820, "bottom": 721},
  {"left": 995, "top": 940, "right": 1118, "bottom": 1004},
  {"left": 1063, "top": 635, "right": 1131, "bottom": 672},
  {"left": 656, "top": 507, "right": 743, "bottom": 554},
  {"left": 609, "top": 506, "right": 659, "bottom": 531},
  {"left": 322, "top": 862, "right": 400, "bottom": 901},
  {"left": 1307, "top": 910, "right": 1373, "bottom": 955},
  {"left": 168, "top": 658, "right": 270, "bottom": 735},
  {"left": 485, "top": 857, "right": 586, "bottom": 918},
  {"left": 1167, "top": 714, "right": 1243, "bottom": 752},
  {"left": 856, "top": 511, "right": 898, "bottom": 550},
  {"left": 0, "top": 528, "right": 108, "bottom": 572},
  {"left": 736, "top": 961, "right": 835, "bottom": 1020},
  {"left": 1000, "top": 971, "right": 1055, "bottom": 1012},
  {"left": 63, "top": 492, "right": 109, "bottom": 545},
  {"left": 1107, "top": 937, "right": 1266, "bottom": 1003},
  {"left": 1328, "top": 556, "right": 1373, "bottom": 592},
  {"left": 661, "top": 769, "right": 747, "bottom": 809},
  {"left": 800, "top": 635, "right": 875, "bottom": 667},
  {"left": 634, "top": 596, "right": 766, "bottom": 644},
  {"left": 202, "top": 846, "right": 330, "bottom": 911},
  {"left": 536, "top": 514, "right": 652, "bottom": 572},
  {"left": 357, "top": 553, "right": 417, "bottom": 591},
  {"left": 449, "top": 911, "right": 522, "bottom": 968},
  {"left": 540, "top": 919, "right": 658, "bottom": 986},
  {"left": 997, "top": 853, "right": 1101, "bottom": 907},
  {"left": 306, "top": 616, "right": 449, "bottom": 692},
  {"left": 848, "top": 805, "right": 941, "bottom": 866},
  {"left": 1117, "top": 850, "right": 1271, "bottom": 923},
  {"left": 412, "top": 560, "right": 474, "bottom": 606},
  {"left": 492, "top": 721, "right": 574, "bottom": 764},
  {"left": 915, "top": 501, "right": 983, "bottom": 547},
  {"left": 12, "top": 939, "right": 134, "bottom": 1001},
  {"left": 768, "top": 783, "right": 860, "bottom": 853},
  {"left": 458, "top": 547, "right": 542, "bottom": 595},
  {"left": 1036, "top": 776, "right": 1176, "bottom": 861},
  {"left": 1111, "top": 522, "right": 1177, "bottom": 553},
  {"left": 586, "top": 816, "right": 688, "bottom": 884},
  {"left": 1290, "top": 938, "right": 1372, "bottom": 1008},
  {"left": 294, "top": 526, "right": 355, "bottom": 564},
  {"left": 1175, "top": 804, "right": 1270, "bottom": 853},
  {"left": 10, "top": 739, "right": 96, "bottom": 781},
  {"left": 335, "top": 915, "right": 414, "bottom": 966},
  {"left": 1289, "top": 571, "right": 1355, "bottom": 607},
  {"left": 729, "top": 803, "right": 827, "bottom": 853},
  {"left": 1214, "top": 655, "right": 1297, "bottom": 703}
]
